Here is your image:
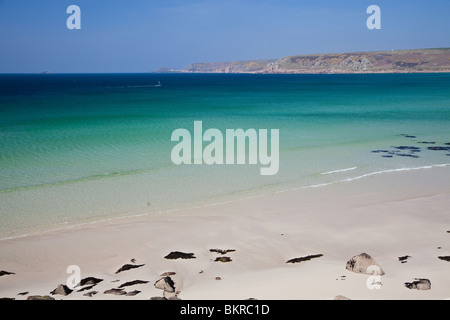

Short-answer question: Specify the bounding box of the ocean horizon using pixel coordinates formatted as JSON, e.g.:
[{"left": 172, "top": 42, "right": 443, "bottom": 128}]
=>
[{"left": 1, "top": 73, "right": 449, "bottom": 239}]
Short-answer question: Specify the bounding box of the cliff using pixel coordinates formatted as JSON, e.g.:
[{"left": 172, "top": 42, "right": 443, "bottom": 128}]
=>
[{"left": 175, "top": 48, "right": 450, "bottom": 74}]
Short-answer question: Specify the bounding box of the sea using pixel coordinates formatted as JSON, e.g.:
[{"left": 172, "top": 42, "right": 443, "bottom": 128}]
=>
[{"left": 0, "top": 73, "right": 449, "bottom": 239}]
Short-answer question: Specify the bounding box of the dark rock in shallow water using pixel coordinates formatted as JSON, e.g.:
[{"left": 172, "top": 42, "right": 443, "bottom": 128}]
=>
[
  {"left": 50, "top": 284, "right": 73, "bottom": 296},
  {"left": 286, "top": 254, "right": 323, "bottom": 264},
  {"left": 125, "top": 290, "right": 141, "bottom": 296},
  {"left": 115, "top": 264, "right": 145, "bottom": 274},
  {"left": 76, "top": 277, "right": 103, "bottom": 287},
  {"left": 405, "top": 279, "right": 431, "bottom": 290},
  {"left": 394, "top": 146, "right": 420, "bottom": 151},
  {"left": 428, "top": 146, "right": 450, "bottom": 151},
  {"left": 118, "top": 280, "right": 149, "bottom": 288},
  {"left": 164, "top": 251, "right": 196, "bottom": 260},
  {"left": 104, "top": 288, "right": 127, "bottom": 295},
  {"left": 154, "top": 277, "right": 176, "bottom": 293},
  {"left": 210, "top": 249, "right": 236, "bottom": 255},
  {"left": 27, "top": 295, "right": 55, "bottom": 300},
  {"left": 382, "top": 155, "right": 393, "bottom": 158},
  {"left": 417, "top": 141, "right": 435, "bottom": 144},
  {"left": 398, "top": 255, "right": 411, "bottom": 263},
  {"left": 438, "top": 256, "right": 450, "bottom": 262},
  {"left": 371, "top": 150, "right": 390, "bottom": 153},
  {"left": 0, "top": 270, "right": 15, "bottom": 277},
  {"left": 397, "top": 153, "right": 419, "bottom": 158},
  {"left": 214, "top": 257, "right": 232, "bottom": 263},
  {"left": 445, "top": 143, "right": 450, "bottom": 146},
  {"left": 83, "top": 291, "right": 98, "bottom": 297}
]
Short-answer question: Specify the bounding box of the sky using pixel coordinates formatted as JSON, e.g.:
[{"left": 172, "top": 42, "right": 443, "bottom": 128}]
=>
[{"left": 0, "top": 0, "right": 449, "bottom": 73}]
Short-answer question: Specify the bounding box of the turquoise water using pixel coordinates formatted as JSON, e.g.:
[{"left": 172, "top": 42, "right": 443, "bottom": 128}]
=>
[{"left": 0, "top": 73, "right": 449, "bottom": 238}]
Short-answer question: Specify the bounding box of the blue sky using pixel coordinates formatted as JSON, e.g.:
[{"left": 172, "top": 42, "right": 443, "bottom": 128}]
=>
[{"left": 0, "top": 0, "right": 449, "bottom": 73}]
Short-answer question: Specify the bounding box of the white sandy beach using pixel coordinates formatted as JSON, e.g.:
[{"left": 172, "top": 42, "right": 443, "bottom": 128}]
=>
[{"left": 0, "top": 165, "right": 449, "bottom": 300}]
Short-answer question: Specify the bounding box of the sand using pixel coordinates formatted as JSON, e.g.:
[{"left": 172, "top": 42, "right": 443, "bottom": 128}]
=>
[{"left": 0, "top": 166, "right": 449, "bottom": 300}]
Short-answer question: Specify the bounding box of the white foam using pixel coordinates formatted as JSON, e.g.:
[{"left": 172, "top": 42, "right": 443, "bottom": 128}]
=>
[{"left": 321, "top": 167, "right": 357, "bottom": 175}]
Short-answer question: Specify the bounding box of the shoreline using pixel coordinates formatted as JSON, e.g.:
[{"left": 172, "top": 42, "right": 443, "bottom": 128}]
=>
[
  {"left": 1, "top": 163, "right": 449, "bottom": 242},
  {"left": 0, "top": 165, "right": 449, "bottom": 300}
]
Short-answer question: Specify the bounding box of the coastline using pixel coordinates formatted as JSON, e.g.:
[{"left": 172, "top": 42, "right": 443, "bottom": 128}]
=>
[{"left": 1, "top": 165, "right": 449, "bottom": 300}]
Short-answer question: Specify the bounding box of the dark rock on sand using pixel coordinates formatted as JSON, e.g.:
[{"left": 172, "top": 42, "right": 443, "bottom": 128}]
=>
[
  {"left": 405, "top": 279, "right": 431, "bottom": 290},
  {"left": 50, "top": 284, "right": 73, "bottom": 296},
  {"left": 27, "top": 295, "right": 55, "bottom": 300},
  {"left": 18, "top": 292, "right": 29, "bottom": 296},
  {"left": 154, "top": 277, "right": 176, "bottom": 293},
  {"left": 286, "top": 254, "right": 323, "bottom": 264},
  {"left": 115, "top": 264, "right": 145, "bottom": 274},
  {"left": 76, "top": 277, "right": 103, "bottom": 287},
  {"left": 160, "top": 272, "right": 176, "bottom": 277},
  {"left": 214, "top": 257, "right": 232, "bottom": 263},
  {"left": 118, "top": 280, "right": 149, "bottom": 288},
  {"left": 83, "top": 291, "right": 98, "bottom": 297},
  {"left": 77, "top": 285, "right": 96, "bottom": 292},
  {"left": 164, "top": 251, "right": 196, "bottom": 260},
  {"left": 150, "top": 297, "right": 167, "bottom": 300},
  {"left": 215, "top": 277, "right": 222, "bottom": 281},
  {"left": 399, "top": 255, "right": 411, "bottom": 263},
  {"left": 210, "top": 249, "right": 236, "bottom": 255},
  {"left": 168, "top": 296, "right": 182, "bottom": 300},
  {"left": 0, "top": 297, "right": 15, "bottom": 300},
  {"left": 104, "top": 288, "right": 127, "bottom": 295},
  {"left": 438, "top": 256, "right": 450, "bottom": 262},
  {"left": 125, "top": 290, "right": 141, "bottom": 296},
  {"left": 0, "top": 270, "right": 15, "bottom": 277},
  {"left": 346, "top": 253, "right": 385, "bottom": 275}
]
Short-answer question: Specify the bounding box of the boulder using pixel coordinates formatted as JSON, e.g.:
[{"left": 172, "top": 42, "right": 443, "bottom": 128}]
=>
[
  {"left": 345, "top": 253, "right": 384, "bottom": 275},
  {"left": 154, "top": 277, "right": 175, "bottom": 293},
  {"left": 50, "top": 284, "right": 73, "bottom": 296},
  {"left": 405, "top": 279, "right": 431, "bottom": 291},
  {"left": 438, "top": 256, "right": 450, "bottom": 262}
]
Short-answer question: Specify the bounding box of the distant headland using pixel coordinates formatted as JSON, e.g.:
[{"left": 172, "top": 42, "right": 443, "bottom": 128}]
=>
[{"left": 157, "top": 48, "right": 450, "bottom": 74}]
